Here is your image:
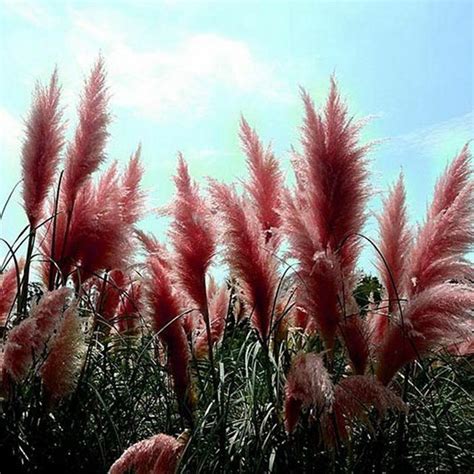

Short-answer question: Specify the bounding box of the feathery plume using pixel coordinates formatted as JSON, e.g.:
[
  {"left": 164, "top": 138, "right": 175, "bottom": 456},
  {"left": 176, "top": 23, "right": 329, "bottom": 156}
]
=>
[
  {"left": 211, "top": 181, "right": 279, "bottom": 342},
  {"left": 338, "top": 303, "right": 369, "bottom": 375},
  {"left": 135, "top": 229, "right": 170, "bottom": 262},
  {"left": 194, "top": 280, "right": 229, "bottom": 358},
  {"left": 0, "top": 260, "right": 24, "bottom": 326},
  {"left": 108, "top": 432, "right": 187, "bottom": 474},
  {"left": 75, "top": 164, "right": 131, "bottom": 279},
  {"left": 21, "top": 70, "right": 64, "bottom": 227},
  {"left": 299, "top": 79, "right": 370, "bottom": 272},
  {"left": 321, "top": 375, "right": 406, "bottom": 446},
  {"left": 40, "top": 304, "right": 85, "bottom": 400},
  {"left": 280, "top": 195, "right": 342, "bottom": 349},
  {"left": 376, "top": 283, "right": 474, "bottom": 384},
  {"left": 367, "top": 294, "right": 389, "bottom": 351},
  {"left": 62, "top": 56, "right": 110, "bottom": 210},
  {"left": 42, "top": 156, "right": 143, "bottom": 285},
  {"left": 147, "top": 255, "right": 191, "bottom": 403},
  {"left": 377, "top": 174, "right": 412, "bottom": 313},
  {"left": 447, "top": 337, "right": 474, "bottom": 356},
  {"left": 284, "top": 352, "right": 334, "bottom": 433},
  {"left": 408, "top": 145, "right": 473, "bottom": 294},
  {"left": 240, "top": 116, "right": 283, "bottom": 236},
  {"left": 2, "top": 317, "right": 37, "bottom": 382},
  {"left": 375, "top": 147, "right": 473, "bottom": 382},
  {"left": 373, "top": 174, "right": 412, "bottom": 345},
  {"left": 3, "top": 288, "right": 70, "bottom": 381},
  {"left": 291, "top": 304, "right": 317, "bottom": 334},
  {"left": 429, "top": 144, "right": 472, "bottom": 219},
  {"left": 283, "top": 80, "right": 370, "bottom": 352},
  {"left": 120, "top": 146, "right": 145, "bottom": 226},
  {"left": 170, "top": 154, "right": 216, "bottom": 315}
]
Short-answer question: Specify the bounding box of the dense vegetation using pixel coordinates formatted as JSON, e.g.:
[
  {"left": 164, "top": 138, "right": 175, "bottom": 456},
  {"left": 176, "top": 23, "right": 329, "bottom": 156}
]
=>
[{"left": 0, "top": 58, "right": 472, "bottom": 473}]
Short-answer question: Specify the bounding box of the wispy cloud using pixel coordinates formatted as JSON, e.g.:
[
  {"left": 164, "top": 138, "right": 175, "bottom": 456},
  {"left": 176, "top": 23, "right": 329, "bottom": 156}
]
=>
[
  {"left": 391, "top": 112, "right": 472, "bottom": 159},
  {"left": 67, "top": 11, "right": 289, "bottom": 121},
  {"left": 1, "top": 0, "right": 53, "bottom": 27}
]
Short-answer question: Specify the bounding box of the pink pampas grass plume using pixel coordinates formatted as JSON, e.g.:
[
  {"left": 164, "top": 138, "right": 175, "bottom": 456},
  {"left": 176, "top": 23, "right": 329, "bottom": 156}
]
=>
[
  {"left": 21, "top": 70, "right": 64, "bottom": 227},
  {"left": 284, "top": 352, "right": 334, "bottom": 433},
  {"left": 120, "top": 146, "right": 145, "bottom": 226},
  {"left": 376, "top": 174, "right": 412, "bottom": 314},
  {"left": 376, "top": 283, "right": 474, "bottom": 385},
  {"left": 0, "top": 260, "right": 24, "bottom": 326},
  {"left": 321, "top": 375, "right": 406, "bottom": 446},
  {"left": 446, "top": 318, "right": 474, "bottom": 356},
  {"left": 240, "top": 116, "right": 283, "bottom": 237},
  {"left": 447, "top": 338, "right": 474, "bottom": 357},
  {"left": 2, "top": 317, "right": 37, "bottom": 382},
  {"left": 75, "top": 163, "right": 131, "bottom": 279},
  {"left": 408, "top": 145, "right": 473, "bottom": 295},
  {"left": 3, "top": 287, "right": 70, "bottom": 382},
  {"left": 29, "top": 287, "right": 71, "bottom": 350},
  {"left": 283, "top": 83, "right": 372, "bottom": 351},
  {"left": 147, "top": 255, "right": 191, "bottom": 404},
  {"left": 299, "top": 79, "right": 371, "bottom": 272},
  {"left": 62, "top": 56, "right": 110, "bottom": 210},
  {"left": 40, "top": 304, "right": 85, "bottom": 400},
  {"left": 291, "top": 304, "right": 317, "bottom": 334},
  {"left": 194, "top": 280, "right": 229, "bottom": 358},
  {"left": 281, "top": 197, "right": 343, "bottom": 349},
  {"left": 429, "top": 144, "right": 472, "bottom": 219},
  {"left": 374, "top": 146, "right": 474, "bottom": 382},
  {"left": 135, "top": 230, "right": 171, "bottom": 273},
  {"left": 366, "top": 293, "right": 390, "bottom": 351},
  {"left": 211, "top": 181, "right": 279, "bottom": 343},
  {"left": 338, "top": 305, "right": 369, "bottom": 375},
  {"left": 109, "top": 432, "right": 188, "bottom": 474},
  {"left": 42, "top": 156, "right": 143, "bottom": 285},
  {"left": 170, "top": 154, "right": 216, "bottom": 315},
  {"left": 371, "top": 174, "right": 412, "bottom": 347}
]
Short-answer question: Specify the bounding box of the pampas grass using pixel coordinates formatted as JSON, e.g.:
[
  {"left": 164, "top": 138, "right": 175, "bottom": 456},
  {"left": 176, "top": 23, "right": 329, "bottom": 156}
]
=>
[{"left": 1, "top": 60, "right": 472, "bottom": 473}]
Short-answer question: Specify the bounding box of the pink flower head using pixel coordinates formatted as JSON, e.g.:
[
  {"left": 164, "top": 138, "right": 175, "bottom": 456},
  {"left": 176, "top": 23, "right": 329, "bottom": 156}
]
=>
[
  {"left": 62, "top": 56, "right": 110, "bottom": 210},
  {"left": 376, "top": 173, "right": 412, "bottom": 317},
  {"left": 284, "top": 352, "right": 334, "bottom": 433},
  {"left": 211, "top": 181, "right": 279, "bottom": 342},
  {"left": 240, "top": 116, "right": 283, "bottom": 237},
  {"left": 40, "top": 304, "right": 85, "bottom": 400},
  {"left": 0, "top": 259, "right": 24, "bottom": 326},
  {"left": 376, "top": 284, "right": 474, "bottom": 384},
  {"left": 321, "top": 375, "right": 406, "bottom": 446},
  {"left": 3, "top": 287, "right": 71, "bottom": 382},
  {"left": 109, "top": 432, "right": 187, "bottom": 474},
  {"left": 408, "top": 145, "right": 473, "bottom": 295},
  {"left": 299, "top": 79, "right": 370, "bottom": 273},
  {"left": 193, "top": 279, "right": 229, "bottom": 358},
  {"left": 147, "top": 255, "right": 190, "bottom": 403},
  {"left": 21, "top": 69, "right": 64, "bottom": 227},
  {"left": 169, "top": 154, "right": 216, "bottom": 315}
]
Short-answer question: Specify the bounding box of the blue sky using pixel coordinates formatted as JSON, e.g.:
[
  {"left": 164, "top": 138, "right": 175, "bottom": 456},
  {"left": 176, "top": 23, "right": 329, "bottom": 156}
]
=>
[{"left": 0, "top": 0, "right": 472, "bottom": 273}]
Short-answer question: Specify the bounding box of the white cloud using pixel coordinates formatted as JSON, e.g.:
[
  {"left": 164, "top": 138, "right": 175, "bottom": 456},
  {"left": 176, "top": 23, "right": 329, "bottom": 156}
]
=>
[
  {"left": 1, "top": 0, "right": 53, "bottom": 27},
  {"left": 67, "top": 12, "right": 288, "bottom": 121}
]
